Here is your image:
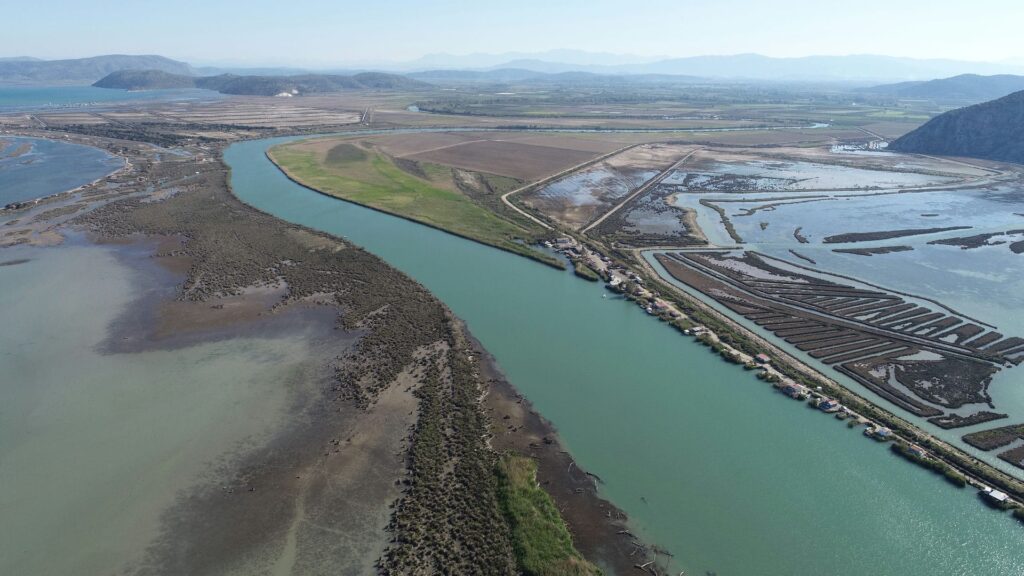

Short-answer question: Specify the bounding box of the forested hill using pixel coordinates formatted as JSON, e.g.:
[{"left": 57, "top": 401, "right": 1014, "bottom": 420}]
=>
[
  {"left": 93, "top": 70, "right": 196, "bottom": 90},
  {"left": 889, "top": 90, "right": 1024, "bottom": 164}
]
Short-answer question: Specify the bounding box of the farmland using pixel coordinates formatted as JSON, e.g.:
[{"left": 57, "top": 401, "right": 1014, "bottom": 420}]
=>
[{"left": 268, "top": 138, "right": 557, "bottom": 263}]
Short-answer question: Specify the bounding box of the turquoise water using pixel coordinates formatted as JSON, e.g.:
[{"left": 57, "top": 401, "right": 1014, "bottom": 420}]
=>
[
  {"left": 227, "top": 137, "right": 1024, "bottom": 576},
  {"left": 0, "top": 137, "right": 123, "bottom": 204},
  {"left": 0, "top": 85, "right": 220, "bottom": 112}
]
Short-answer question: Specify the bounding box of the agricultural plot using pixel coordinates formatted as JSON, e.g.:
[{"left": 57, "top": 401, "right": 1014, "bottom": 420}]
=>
[
  {"left": 520, "top": 144, "right": 694, "bottom": 230},
  {"left": 18, "top": 97, "right": 363, "bottom": 144},
  {"left": 404, "top": 140, "right": 596, "bottom": 181},
  {"left": 267, "top": 137, "right": 556, "bottom": 264}
]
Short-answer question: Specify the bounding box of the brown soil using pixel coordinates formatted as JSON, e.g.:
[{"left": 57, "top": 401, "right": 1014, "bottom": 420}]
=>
[{"left": 406, "top": 139, "right": 597, "bottom": 181}]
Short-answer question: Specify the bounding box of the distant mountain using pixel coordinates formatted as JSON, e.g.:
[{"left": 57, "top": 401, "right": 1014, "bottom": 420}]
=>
[
  {"left": 0, "top": 55, "right": 193, "bottom": 84},
  {"left": 617, "top": 54, "right": 1024, "bottom": 82},
  {"left": 405, "top": 49, "right": 665, "bottom": 70},
  {"left": 0, "top": 56, "right": 43, "bottom": 62},
  {"left": 406, "top": 68, "right": 548, "bottom": 84},
  {"left": 376, "top": 53, "right": 1024, "bottom": 82},
  {"left": 405, "top": 68, "right": 705, "bottom": 86},
  {"left": 863, "top": 74, "right": 1024, "bottom": 103},
  {"left": 193, "top": 65, "right": 314, "bottom": 77},
  {"left": 889, "top": 90, "right": 1024, "bottom": 164},
  {"left": 94, "top": 70, "right": 431, "bottom": 95}
]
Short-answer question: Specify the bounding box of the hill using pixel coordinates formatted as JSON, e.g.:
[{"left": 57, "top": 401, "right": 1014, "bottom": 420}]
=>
[
  {"left": 0, "top": 55, "right": 193, "bottom": 84},
  {"left": 94, "top": 70, "right": 431, "bottom": 95},
  {"left": 864, "top": 74, "right": 1024, "bottom": 103},
  {"left": 93, "top": 69, "right": 196, "bottom": 90},
  {"left": 889, "top": 90, "right": 1024, "bottom": 164}
]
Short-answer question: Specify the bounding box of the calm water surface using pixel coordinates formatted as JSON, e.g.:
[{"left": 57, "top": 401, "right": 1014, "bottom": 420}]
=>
[
  {"left": 0, "top": 85, "right": 220, "bottom": 112},
  {"left": 0, "top": 242, "right": 323, "bottom": 575},
  {"left": 0, "top": 136, "right": 123, "bottom": 204},
  {"left": 227, "top": 137, "right": 1024, "bottom": 576}
]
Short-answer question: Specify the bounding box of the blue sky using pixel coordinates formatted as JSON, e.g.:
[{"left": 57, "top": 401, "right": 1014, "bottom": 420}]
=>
[{"left": 5, "top": 0, "right": 1022, "bottom": 66}]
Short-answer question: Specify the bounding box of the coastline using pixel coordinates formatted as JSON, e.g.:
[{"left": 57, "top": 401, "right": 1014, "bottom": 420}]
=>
[{"left": 0, "top": 133, "right": 129, "bottom": 211}]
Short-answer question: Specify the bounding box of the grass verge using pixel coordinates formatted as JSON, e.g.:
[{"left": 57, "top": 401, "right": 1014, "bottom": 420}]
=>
[{"left": 496, "top": 453, "right": 602, "bottom": 576}]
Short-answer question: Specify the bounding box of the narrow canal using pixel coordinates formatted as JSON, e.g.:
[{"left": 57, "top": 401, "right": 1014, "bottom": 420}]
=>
[{"left": 227, "top": 137, "right": 1024, "bottom": 576}]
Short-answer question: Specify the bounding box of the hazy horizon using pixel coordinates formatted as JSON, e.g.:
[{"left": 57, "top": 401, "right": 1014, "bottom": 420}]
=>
[{"left": 5, "top": 0, "right": 1023, "bottom": 68}]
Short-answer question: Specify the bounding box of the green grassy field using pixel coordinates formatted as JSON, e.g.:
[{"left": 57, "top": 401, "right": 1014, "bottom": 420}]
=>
[
  {"left": 496, "top": 454, "right": 601, "bottom": 576},
  {"left": 268, "top": 141, "right": 560, "bottom": 265}
]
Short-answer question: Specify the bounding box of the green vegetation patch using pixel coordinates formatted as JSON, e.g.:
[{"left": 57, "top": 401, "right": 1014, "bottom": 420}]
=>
[
  {"left": 269, "top": 141, "right": 559, "bottom": 266},
  {"left": 325, "top": 142, "right": 367, "bottom": 165},
  {"left": 496, "top": 454, "right": 601, "bottom": 576},
  {"left": 573, "top": 260, "right": 600, "bottom": 282}
]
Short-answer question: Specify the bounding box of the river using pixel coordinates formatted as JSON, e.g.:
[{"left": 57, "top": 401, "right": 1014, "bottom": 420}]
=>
[{"left": 226, "top": 136, "right": 1024, "bottom": 576}]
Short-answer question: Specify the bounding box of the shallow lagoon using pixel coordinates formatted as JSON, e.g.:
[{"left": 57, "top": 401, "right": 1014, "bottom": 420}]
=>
[
  {"left": 0, "top": 85, "right": 220, "bottom": 112},
  {"left": 0, "top": 243, "right": 323, "bottom": 575},
  {"left": 0, "top": 137, "right": 123, "bottom": 204}
]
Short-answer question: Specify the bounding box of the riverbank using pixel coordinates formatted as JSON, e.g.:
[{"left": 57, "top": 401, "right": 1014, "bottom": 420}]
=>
[
  {"left": 243, "top": 130, "right": 1024, "bottom": 575},
  {"left": 2, "top": 129, "right": 618, "bottom": 575},
  {"left": 490, "top": 137, "right": 1024, "bottom": 519},
  {"left": 473, "top": 329, "right": 661, "bottom": 574},
  {"left": 623, "top": 246, "right": 1024, "bottom": 509}
]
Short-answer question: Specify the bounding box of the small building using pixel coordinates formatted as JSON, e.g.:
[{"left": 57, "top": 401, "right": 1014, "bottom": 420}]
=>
[
  {"left": 818, "top": 399, "right": 840, "bottom": 413},
  {"left": 866, "top": 426, "right": 893, "bottom": 440},
  {"left": 754, "top": 354, "right": 771, "bottom": 364},
  {"left": 981, "top": 487, "right": 1008, "bottom": 503},
  {"left": 781, "top": 383, "right": 808, "bottom": 399}
]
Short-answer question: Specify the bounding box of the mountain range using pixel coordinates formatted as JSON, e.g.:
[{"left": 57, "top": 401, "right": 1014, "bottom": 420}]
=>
[
  {"left": 863, "top": 74, "right": 1024, "bottom": 103},
  {"left": 6, "top": 52, "right": 1024, "bottom": 85},
  {"left": 391, "top": 52, "right": 1024, "bottom": 82}
]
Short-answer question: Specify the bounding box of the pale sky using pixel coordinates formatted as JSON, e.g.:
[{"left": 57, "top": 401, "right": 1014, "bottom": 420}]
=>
[{"left": 5, "top": 0, "right": 1023, "bottom": 66}]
